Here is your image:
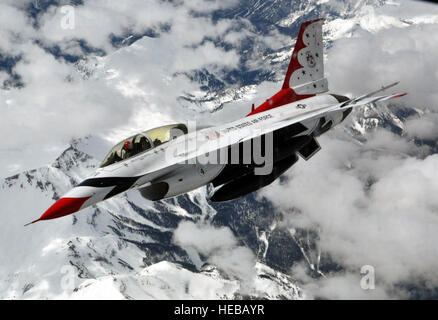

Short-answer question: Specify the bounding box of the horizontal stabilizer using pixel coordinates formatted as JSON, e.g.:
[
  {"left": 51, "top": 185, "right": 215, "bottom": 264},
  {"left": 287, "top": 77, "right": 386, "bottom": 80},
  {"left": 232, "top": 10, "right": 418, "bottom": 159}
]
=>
[{"left": 294, "top": 77, "right": 328, "bottom": 95}]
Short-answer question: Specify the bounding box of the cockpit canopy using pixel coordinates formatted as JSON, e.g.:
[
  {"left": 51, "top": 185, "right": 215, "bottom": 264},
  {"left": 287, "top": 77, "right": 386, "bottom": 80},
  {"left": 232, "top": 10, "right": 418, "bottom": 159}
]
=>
[{"left": 100, "top": 123, "right": 188, "bottom": 168}]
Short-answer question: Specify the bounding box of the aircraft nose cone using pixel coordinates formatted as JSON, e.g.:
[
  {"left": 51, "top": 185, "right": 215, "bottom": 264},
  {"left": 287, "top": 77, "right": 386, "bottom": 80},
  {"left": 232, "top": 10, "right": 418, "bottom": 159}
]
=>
[{"left": 27, "top": 196, "right": 91, "bottom": 225}]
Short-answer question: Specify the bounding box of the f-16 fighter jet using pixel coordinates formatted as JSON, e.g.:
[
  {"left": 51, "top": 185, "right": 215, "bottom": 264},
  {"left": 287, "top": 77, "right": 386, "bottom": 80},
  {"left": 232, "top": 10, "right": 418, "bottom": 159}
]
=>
[{"left": 27, "top": 18, "right": 406, "bottom": 225}]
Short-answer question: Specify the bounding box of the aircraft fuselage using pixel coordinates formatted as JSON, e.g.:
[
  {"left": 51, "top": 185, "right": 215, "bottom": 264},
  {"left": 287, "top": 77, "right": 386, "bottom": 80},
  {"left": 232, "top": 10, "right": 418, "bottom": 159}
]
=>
[
  {"left": 28, "top": 18, "right": 404, "bottom": 224},
  {"left": 56, "top": 93, "right": 350, "bottom": 211}
]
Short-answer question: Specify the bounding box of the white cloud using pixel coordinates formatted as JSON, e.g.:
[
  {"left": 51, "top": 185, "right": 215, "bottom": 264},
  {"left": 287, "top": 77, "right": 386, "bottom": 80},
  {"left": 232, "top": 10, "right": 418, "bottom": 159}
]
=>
[
  {"left": 290, "top": 262, "right": 390, "bottom": 299},
  {"left": 405, "top": 113, "right": 438, "bottom": 140},
  {"left": 173, "top": 221, "right": 256, "bottom": 290},
  {"left": 173, "top": 220, "right": 237, "bottom": 254},
  {"left": 256, "top": 2, "right": 438, "bottom": 298},
  {"left": 261, "top": 132, "right": 438, "bottom": 298},
  {"left": 1, "top": 0, "right": 438, "bottom": 300},
  {"left": 0, "top": 0, "right": 242, "bottom": 177},
  {"left": 327, "top": 22, "right": 438, "bottom": 112},
  {"left": 37, "top": 0, "right": 239, "bottom": 52},
  {"left": 0, "top": 3, "right": 35, "bottom": 54}
]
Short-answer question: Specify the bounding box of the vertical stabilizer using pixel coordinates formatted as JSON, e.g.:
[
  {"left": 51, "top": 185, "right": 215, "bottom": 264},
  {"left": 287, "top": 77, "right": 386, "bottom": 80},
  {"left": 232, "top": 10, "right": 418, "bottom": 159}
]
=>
[
  {"left": 282, "top": 19, "right": 328, "bottom": 94},
  {"left": 247, "top": 18, "right": 328, "bottom": 116}
]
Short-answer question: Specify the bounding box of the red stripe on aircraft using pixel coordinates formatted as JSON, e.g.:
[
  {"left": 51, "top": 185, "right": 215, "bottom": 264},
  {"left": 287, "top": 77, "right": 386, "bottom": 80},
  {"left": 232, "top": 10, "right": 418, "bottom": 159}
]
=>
[{"left": 247, "top": 87, "right": 313, "bottom": 116}]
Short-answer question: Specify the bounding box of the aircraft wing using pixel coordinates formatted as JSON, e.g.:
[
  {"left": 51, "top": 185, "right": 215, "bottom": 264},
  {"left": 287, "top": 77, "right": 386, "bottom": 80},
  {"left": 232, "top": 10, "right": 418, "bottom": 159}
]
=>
[
  {"left": 267, "top": 91, "right": 407, "bottom": 135},
  {"left": 147, "top": 86, "right": 406, "bottom": 176}
]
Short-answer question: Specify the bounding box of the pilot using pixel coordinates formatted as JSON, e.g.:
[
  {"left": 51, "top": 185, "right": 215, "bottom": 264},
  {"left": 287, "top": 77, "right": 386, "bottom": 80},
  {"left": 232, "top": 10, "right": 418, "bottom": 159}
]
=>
[
  {"left": 139, "top": 136, "right": 149, "bottom": 151},
  {"left": 153, "top": 138, "right": 162, "bottom": 147},
  {"left": 122, "top": 140, "right": 134, "bottom": 159}
]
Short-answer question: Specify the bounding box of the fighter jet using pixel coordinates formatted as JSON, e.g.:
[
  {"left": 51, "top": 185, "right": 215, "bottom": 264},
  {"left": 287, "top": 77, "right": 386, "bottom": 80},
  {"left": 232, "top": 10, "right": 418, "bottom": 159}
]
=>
[{"left": 27, "top": 18, "right": 406, "bottom": 225}]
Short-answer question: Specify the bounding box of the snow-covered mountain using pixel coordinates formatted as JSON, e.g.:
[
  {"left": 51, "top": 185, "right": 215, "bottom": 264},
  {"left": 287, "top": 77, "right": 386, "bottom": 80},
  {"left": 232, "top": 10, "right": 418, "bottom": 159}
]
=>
[
  {"left": 1, "top": 0, "right": 437, "bottom": 299},
  {"left": 0, "top": 136, "right": 303, "bottom": 299}
]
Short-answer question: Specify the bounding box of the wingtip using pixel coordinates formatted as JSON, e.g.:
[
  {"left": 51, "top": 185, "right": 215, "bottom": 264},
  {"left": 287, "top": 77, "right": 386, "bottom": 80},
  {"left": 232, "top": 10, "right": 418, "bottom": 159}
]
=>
[
  {"left": 383, "top": 81, "right": 400, "bottom": 90},
  {"left": 382, "top": 92, "right": 407, "bottom": 102},
  {"left": 392, "top": 92, "right": 407, "bottom": 99}
]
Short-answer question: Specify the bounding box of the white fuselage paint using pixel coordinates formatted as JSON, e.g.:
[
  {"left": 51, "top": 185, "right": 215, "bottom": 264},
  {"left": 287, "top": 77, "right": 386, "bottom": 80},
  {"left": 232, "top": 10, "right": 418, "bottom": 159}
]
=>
[{"left": 64, "top": 94, "right": 343, "bottom": 207}]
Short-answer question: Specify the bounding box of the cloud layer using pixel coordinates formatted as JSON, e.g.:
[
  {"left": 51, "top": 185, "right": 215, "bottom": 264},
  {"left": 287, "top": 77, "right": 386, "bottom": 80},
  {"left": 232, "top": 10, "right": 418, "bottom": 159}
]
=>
[
  {"left": 1, "top": 0, "right": 438, "bottom": 299},
  {"left": 0, "top": 0, "right": 243, "bottom": 176},
  {"left": 260, "top": 3, "right": 438, "bottom": 295},
  {"left": 253, "top": 0, "right": 438, "bottom": 299},
  {"left": 173, "top": 221, "right": 256, "bottom": 292}
]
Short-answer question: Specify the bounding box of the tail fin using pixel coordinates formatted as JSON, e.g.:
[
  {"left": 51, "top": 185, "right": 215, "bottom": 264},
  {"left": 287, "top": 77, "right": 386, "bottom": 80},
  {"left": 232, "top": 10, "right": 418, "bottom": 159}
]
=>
[
  {"left": 247, "top": 19, "right": 328, "bottom": 116},
  {"left": 282, "top": 18, "right": 328, "bottom": 95}
]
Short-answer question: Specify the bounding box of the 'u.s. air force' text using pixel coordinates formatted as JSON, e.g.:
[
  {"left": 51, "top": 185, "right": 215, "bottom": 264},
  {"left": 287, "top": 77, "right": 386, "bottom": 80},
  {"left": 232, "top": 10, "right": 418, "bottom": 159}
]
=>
[{"left": 222, "top": 114, "right": 273, "bottom": 133}]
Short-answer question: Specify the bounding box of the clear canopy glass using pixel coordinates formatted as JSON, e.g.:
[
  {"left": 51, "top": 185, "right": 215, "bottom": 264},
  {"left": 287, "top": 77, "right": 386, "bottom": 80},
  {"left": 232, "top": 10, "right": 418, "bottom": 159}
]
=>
[{"left": 100, "top": 123, "right": 188, "bottom": 168}]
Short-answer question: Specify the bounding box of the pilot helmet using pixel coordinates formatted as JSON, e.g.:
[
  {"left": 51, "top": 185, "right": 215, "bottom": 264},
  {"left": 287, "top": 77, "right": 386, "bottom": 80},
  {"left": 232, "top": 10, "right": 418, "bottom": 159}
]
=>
[{"left": 123, "top": 140, "right": 132, "bottom": 150}]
